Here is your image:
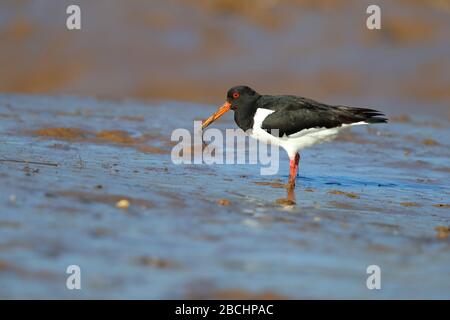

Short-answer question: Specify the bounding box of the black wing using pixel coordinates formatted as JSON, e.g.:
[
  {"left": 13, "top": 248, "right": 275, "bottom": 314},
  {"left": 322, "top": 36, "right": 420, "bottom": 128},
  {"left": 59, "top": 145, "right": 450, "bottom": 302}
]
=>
[{"left": 258, "top": 95, "right": 387, "bottom": 137}]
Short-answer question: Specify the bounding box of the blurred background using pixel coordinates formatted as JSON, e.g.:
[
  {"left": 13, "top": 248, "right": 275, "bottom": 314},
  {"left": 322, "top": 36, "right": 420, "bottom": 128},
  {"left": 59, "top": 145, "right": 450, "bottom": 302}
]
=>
[
  {"left": 1, "top": 0, "right": 449, "bottom": 116},
  {"left": 1, "top": 0, "right": 450, "bottom": 299}
]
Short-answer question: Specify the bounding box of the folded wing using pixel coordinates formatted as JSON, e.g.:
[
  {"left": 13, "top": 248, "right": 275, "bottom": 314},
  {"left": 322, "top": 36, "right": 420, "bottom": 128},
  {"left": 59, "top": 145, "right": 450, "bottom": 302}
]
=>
[{"left": 258, "top": 95, "right": 387, "bottom": 137}]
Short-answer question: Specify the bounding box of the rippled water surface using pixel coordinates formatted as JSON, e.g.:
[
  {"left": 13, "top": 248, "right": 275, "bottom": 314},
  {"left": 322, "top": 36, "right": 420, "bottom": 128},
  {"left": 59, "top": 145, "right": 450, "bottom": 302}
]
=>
[{"left": 0, "top": 94, "right": 449, "bottom": 299}]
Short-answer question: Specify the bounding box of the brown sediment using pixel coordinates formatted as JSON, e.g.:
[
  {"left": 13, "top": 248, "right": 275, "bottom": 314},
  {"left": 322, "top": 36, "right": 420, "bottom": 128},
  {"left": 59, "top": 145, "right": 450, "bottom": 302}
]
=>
[
  {"left": 32, "top": 128, "right": 88, "bottom": 140},
  {"left": 119, "top": 115, "right": 145, "bottom": 122},
  {"left": 162, "top": 139, "right": 178, "bottom": 148},
  {"left": 436, "top": 167, "right": 450, "bottom": 174},
  {"left": 0, "top": 259, "right": 57, "bottom": 280},
  {"left": 314, "top": 68, "right": 363, "bottom": 96},
  {"left": 400, "top": 202, "right": 421, "bottom": 207},
  {"left": 187, "top": 0, "right": 283, "bottom": 29},
  {"left": 56, "top": 110, "right": 91, "bottom": 117},
  {"left": 328, "top": 201, "right": 358, "bottom": 210},
  {"left": 254, "top": 181, "right": 286, "bottom": 188},
  {"left": 365, "top": 16, "right": 435, "bottom": 44},
  {"left": 407, "top": 83, "right": 450, "bottom": 103},
  {"left": 434, "top": 226, "right": 450, "bottom": 239},
  {"left": 95, "top": 130, "right": 138, "bottom": 144},
  {"left": 1, "top": 18, "right": 34, "bottom": 41},
  {"left": 88, "top": 227, "right": 114, "bottom": 238},
  {"left": 188, "top": 288, "right": 289, "bottom": 300},
  {"left": 400, "top": 59, "right": 450, "bottom": 103},
  {"left": 391, "top": 115, "right": 412, "bottom": 123},
  {"left": 5, "top": 48, "right": 86, "bottom": 94},
  {"left": 135, "top": 256, "right": 177, "bottom": 269},
  {"left": 421, "top": 138, "right": 439, "bottom": 146},
  {"left": 328, "top": 190, "right": 360, "bottom": 199},
  {"left": 0, "top": 221, "right": 21, "bottom": 229},
  {"left": 401, "top": 0, "right": 450, "bottom": 11},
  {"left": 212, "top": 289, "right": 289, "bottom": 300},
  {"left": 366, "top": 244, "right": 394, "bottom": 253},
  {"left": 304, "top": 188, "right": 315, "bottom": 192},
  {"left": 217, "top": 199, "right": 230, "bottom": 206},
  {"left": 31, "top": 127, "right": 168, "bottom": 154},
  {"left": 45, "top": 191, "right": 154, "bottom": 209},
  {"left": 136, "top": 145, "right": 167, "bottom": 154},
  {"left": 433, "top": 204, "right": 450, "bottom": 209}
]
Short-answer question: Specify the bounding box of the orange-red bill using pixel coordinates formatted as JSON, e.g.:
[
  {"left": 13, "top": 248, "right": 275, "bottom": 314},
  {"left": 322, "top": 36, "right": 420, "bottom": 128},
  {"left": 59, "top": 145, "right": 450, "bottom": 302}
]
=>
[{"left": 201, "top": 102, "right": 231, "bottom": 130}]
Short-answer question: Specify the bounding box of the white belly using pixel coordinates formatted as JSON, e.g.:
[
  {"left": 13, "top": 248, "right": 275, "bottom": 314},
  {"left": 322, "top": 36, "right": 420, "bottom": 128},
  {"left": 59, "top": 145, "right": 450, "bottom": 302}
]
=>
[{"left": 250, "top": 108, "right": 366, "bottom": 159}]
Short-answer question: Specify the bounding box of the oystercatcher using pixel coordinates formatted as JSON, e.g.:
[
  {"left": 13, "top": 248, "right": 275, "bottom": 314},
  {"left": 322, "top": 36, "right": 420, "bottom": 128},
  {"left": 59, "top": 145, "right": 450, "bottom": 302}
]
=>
[{"left": 202, "top": 86, "right": 387, "bottom": 188}]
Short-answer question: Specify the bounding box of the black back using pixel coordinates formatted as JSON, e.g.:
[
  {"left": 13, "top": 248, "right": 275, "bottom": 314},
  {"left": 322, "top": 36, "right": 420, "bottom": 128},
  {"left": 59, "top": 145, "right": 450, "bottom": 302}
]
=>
[{"left": 226, "top": 86, "right": 388, "bottom": 136}]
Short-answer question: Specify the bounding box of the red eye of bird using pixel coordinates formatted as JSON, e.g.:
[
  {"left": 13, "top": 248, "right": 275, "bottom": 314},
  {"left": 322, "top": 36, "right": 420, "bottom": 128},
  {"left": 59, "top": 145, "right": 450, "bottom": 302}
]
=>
[{"left": 232, "top": 92, "right": 240, "bottom": 99}]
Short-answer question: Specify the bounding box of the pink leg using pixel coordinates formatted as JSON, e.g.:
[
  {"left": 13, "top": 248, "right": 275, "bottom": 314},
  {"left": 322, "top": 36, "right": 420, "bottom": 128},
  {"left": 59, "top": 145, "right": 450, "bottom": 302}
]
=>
[
  {"left": 288, "top": 153, "right": 300, "bottom": 187},
  {"left": 295, "top": 153, "right": 300, "bottom": 177}
]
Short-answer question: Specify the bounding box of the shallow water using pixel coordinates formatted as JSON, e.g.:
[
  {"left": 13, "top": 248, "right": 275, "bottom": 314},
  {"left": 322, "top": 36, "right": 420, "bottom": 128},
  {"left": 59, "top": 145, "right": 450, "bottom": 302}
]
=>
[{"left": 0, "top": 94, "right": 449, "bottom": 299}]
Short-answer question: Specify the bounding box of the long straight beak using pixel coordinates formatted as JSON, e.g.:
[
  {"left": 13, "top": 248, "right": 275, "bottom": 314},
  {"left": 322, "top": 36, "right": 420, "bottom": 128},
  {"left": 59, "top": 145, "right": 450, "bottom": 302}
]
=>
[{"left": 201, "top": 102, "right": 232, "bottom": 130}]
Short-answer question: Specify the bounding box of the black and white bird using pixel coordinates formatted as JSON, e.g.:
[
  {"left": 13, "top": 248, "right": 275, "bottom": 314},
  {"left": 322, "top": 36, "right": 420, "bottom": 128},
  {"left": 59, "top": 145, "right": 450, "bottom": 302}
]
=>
[{"left": 202, "top": 85, "right": 387, "bottom": 188}]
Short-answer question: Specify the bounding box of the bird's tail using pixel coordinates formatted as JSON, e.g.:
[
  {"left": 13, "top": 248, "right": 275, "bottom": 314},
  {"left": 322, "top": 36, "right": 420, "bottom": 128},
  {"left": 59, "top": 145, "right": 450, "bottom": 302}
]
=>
[{"left": 338, "top": 106, "right": 388, "bottom": 124}]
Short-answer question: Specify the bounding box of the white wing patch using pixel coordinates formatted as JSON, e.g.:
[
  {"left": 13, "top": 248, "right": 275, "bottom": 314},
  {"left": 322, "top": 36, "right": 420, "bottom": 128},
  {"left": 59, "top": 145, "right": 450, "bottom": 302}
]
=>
[
  {"left": 253, "top": 108, "right": 275, "bottom": 128},
  {"left": 250, "top": 108, "right": 369, "bottom": 159}
]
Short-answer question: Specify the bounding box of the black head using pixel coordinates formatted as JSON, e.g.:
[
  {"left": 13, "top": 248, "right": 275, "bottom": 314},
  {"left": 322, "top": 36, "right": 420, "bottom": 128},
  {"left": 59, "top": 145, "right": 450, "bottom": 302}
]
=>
[
  {"left": 226, "top": 86, "right": 258, "bottom": 110},
  {"left": 201, "top": 85, "right": 260, "bottom": 131}
]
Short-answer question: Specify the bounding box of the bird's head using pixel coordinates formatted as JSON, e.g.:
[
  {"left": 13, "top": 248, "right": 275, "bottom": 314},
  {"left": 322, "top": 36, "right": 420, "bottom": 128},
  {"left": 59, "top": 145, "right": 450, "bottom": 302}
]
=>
[{"left": 202, "top": 85, "right": 259, "bottom": 130}]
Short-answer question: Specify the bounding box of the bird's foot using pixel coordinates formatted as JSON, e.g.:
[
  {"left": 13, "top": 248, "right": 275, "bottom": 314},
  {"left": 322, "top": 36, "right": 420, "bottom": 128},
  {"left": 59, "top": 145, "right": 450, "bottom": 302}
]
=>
[{"left": 277, "top": 180, "right": 296, "bottom": 206}]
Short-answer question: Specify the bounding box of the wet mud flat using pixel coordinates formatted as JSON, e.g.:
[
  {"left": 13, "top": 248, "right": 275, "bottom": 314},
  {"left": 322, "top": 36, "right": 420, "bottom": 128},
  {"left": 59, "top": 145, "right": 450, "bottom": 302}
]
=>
[{"left": 0, "top": 94, "right": 449, "bottom": 299}]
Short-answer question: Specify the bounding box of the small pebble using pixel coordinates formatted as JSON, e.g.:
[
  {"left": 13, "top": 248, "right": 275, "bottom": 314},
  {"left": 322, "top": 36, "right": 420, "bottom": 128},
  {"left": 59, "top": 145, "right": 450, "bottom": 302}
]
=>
[
  {"left": 217, "top": 199, "right": 230, "bottom": 206},
  {"left": 116, "top": 199, "right": 130, "bottom": 209},
  {"left": 9, "top": 194, "right": 16, "bottom": 204},
  {"left": 435, "top": 226, "right": 450, "bottom": 239}
]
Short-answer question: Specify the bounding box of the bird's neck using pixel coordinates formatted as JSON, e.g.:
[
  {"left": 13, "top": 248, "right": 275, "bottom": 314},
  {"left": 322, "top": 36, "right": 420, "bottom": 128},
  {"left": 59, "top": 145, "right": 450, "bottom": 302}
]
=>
[{"left": 234, "top": 95, "right": 260, "bottom": 132}]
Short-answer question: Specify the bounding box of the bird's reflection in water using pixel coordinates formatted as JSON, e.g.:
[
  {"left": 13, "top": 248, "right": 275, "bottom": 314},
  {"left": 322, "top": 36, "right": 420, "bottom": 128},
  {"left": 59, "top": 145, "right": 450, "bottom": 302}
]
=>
[
  {"left": 287, "top": 185, "right": 296, "bottom": 203},
  {"left": 276, "top": 184, "right": 297, "bottom": 207}
]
